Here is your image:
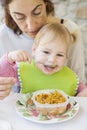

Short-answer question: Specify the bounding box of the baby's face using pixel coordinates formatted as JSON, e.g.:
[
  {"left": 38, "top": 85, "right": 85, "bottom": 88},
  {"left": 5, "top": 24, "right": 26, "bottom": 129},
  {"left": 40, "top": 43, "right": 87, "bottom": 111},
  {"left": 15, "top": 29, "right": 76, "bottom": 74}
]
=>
[{"left": 33, "top": 37, "right": 67, "bottom": 75}]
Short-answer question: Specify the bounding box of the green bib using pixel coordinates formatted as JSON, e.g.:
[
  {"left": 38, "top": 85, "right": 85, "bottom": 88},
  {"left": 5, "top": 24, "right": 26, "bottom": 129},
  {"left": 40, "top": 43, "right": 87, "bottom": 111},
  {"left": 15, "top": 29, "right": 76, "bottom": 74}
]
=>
[{"left": 17, "top": 62, "right": 79, "bottom": 96}]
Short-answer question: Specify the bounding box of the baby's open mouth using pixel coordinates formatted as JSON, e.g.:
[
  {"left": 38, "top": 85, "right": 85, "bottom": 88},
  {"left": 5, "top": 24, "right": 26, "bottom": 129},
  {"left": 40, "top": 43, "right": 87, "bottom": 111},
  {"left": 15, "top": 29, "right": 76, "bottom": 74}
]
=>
[{"left": 44, "top": 65, "right": 57, "bottom": 70}]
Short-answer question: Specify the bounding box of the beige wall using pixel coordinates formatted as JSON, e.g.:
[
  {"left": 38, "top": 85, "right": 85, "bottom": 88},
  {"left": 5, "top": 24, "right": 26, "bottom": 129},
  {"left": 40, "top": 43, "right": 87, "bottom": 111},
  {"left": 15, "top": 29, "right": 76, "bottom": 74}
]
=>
[{"left": 52, "top": 0, "right": 87, "bottom": 64}]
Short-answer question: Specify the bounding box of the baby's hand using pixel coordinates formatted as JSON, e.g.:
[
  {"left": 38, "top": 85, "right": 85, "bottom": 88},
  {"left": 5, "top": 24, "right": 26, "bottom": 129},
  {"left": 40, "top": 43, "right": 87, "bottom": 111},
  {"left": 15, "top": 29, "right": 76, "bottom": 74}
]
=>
[{"left": 8, "top": 50, "right": 32, "bottom": 63}]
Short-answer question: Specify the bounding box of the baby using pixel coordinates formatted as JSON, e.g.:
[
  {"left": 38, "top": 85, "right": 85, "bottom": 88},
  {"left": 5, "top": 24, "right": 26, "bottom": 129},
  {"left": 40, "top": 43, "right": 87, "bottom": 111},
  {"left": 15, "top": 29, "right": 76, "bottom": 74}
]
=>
[{"left": 0, "top": 23, "right": 87, "bottom": 96}]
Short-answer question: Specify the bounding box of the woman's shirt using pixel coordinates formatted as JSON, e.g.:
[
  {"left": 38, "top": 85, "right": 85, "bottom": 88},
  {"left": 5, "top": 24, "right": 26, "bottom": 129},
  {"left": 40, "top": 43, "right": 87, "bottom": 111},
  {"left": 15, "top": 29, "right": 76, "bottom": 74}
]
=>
[{"left": 0, "top": 24, "right": 34, "bottom": 57}]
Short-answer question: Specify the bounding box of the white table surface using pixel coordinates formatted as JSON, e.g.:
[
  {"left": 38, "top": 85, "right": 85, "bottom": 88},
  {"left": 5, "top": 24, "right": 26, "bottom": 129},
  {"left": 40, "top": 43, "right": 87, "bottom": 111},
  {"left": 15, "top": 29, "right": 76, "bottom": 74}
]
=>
[{"left": 0, "top": 92, "right": 87, "bottom": 130}]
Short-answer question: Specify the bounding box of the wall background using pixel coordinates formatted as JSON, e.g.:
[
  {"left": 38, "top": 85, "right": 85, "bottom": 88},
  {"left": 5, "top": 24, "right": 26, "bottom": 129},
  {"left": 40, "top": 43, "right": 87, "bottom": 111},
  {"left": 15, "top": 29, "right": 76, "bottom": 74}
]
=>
[
  {"left": 0, "top": 0, "right": 87, "bottom": 79},
  {"left": 52, "top": 0, "right": 87, "bottom": 64}
]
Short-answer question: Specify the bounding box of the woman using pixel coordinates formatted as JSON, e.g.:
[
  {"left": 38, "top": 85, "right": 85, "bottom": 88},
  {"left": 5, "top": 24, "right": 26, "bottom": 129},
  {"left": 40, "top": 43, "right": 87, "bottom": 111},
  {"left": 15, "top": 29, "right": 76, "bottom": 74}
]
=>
[{"left": 0, "top": 0, "right": 86, "bottom": 99}]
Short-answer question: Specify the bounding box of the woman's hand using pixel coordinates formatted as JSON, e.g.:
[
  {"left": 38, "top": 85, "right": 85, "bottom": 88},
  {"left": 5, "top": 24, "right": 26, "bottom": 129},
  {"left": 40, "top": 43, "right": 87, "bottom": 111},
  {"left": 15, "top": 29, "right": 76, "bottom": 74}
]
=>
[
  {"left": 0, "top": 77, "right": 16, "bottom": 100},
  {"left": 8, "top": 50, "right": 32, "bottom": 64}
]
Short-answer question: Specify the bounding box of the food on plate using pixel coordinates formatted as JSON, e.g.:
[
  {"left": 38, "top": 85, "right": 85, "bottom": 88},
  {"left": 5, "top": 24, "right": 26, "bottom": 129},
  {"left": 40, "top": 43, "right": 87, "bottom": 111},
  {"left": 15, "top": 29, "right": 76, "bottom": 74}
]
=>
[{"left": 31, "top": 89, "right": 69, "bottom": 115}]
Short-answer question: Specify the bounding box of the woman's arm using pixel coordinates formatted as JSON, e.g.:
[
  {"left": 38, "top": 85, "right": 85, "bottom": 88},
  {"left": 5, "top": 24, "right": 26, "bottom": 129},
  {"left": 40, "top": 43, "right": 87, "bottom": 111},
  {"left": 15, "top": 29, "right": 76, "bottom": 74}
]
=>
[
  {"left": 0, "top": 77, "right": 16, "bottom": 100},
  {"left": 0, "top": 54, "right": 17, "bottom": 100},
  {"left": 0, "top": 50, "right": 31, "bottom": 99},
  {"left": 0, "top": 54, "right": 18, "bottom": 79},
  {"left": 0, "top": 50, "right": 31, "bottom": 78}
]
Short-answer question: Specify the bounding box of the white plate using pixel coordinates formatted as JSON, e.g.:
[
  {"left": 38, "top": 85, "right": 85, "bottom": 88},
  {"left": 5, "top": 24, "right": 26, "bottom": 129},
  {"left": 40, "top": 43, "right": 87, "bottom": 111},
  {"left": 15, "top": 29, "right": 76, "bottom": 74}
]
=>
[
  {"left": 0, "top": 120, "right": 12, "bottom": 130},
  {"left": 15, "top": 93, "right": 79, "bottom": 124}
]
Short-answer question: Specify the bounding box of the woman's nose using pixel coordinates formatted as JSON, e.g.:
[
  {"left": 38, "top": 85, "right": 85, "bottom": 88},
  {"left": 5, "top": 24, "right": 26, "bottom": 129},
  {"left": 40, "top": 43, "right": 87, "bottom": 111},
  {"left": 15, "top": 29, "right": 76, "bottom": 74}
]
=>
[{"left": 26, "top": 17, "right": 36, "bottom": 31}]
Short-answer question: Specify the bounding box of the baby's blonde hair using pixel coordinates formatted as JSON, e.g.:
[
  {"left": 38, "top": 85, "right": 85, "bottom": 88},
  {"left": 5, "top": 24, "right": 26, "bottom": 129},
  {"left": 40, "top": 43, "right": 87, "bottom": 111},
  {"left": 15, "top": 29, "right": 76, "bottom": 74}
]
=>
[{"left": 34, "top": 22, "right": 72, "bottom": 51}]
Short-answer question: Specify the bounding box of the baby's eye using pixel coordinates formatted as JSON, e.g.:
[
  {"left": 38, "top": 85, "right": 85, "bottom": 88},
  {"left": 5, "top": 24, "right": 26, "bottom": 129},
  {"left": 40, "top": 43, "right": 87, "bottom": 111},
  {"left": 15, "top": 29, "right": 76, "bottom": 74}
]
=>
[
  {"left": 57, "top": 54, "right": 64, "bottom": 57},
  {"left": 43, "top": 51, "right": 50, "bottom": 54}
]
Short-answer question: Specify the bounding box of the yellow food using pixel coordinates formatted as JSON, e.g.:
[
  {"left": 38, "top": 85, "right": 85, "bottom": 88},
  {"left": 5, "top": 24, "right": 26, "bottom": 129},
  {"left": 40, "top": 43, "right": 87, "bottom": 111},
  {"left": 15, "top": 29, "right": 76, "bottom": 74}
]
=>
[{"left": 35, "top": 90, "right": 66, "bottom": 104}]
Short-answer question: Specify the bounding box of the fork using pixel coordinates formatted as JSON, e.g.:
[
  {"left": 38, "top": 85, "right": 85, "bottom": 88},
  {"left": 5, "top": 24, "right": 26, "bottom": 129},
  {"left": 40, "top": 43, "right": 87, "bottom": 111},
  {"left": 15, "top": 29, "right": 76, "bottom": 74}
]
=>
[
  {"left": 16, "top": 93, "right": 32, "bottom": 107},
  {"left": 16, "top": 93, "right": 27, "bottom": 106}
]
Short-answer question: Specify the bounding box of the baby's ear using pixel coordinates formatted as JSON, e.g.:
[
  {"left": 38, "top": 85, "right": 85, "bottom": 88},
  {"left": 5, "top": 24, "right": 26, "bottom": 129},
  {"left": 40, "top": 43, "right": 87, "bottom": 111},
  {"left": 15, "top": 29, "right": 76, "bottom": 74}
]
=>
[{"left": 70, "top": 29, "right": 79, "bottom": 44}]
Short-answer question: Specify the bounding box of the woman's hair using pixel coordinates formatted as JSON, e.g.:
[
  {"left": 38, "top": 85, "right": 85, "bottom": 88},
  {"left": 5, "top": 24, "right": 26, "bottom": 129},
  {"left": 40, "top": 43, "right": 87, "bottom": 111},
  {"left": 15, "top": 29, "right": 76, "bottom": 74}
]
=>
[
  {"left": 0, "top": 0, "right": 55, "bottom": 35},
  {"left": 34, "top": 22, "right": 72, "bottom": 51}
]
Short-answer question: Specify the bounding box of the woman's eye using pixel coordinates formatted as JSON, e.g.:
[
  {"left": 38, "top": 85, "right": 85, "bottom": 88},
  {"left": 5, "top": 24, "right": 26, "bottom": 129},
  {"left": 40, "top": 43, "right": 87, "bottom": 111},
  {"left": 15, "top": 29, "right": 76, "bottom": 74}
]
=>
[
  {"left": 33, "top": 8, "right": 41, "bottom": 15},
  {"left": 15, "top": 15, "right": 25, "bottom": 20},
  {"left": 34, "top": 11, "right": 41, "bottom": 15}
]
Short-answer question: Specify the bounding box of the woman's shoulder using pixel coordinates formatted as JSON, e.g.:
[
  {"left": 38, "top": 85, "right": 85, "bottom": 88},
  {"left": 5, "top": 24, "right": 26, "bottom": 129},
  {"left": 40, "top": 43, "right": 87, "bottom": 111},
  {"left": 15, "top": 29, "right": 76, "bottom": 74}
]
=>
[
  {"left": 0, "top": 24, "right": 22, "bottom": 41},
  {"left": 0, "top": 24, "right": 6, "bottom": 33},
  {"left": 0, "top": 23, "right": 12, "bottom": 37},
  {"left": 0, "top": 24, "right": 8, "bottom": 31}
]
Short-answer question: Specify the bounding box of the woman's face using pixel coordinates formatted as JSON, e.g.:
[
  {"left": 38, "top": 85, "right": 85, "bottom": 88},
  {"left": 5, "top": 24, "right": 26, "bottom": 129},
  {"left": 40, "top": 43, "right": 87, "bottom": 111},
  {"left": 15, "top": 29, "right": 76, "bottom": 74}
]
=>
[{"left": 9, "top": 0, "right": 47, "bottom": 38}]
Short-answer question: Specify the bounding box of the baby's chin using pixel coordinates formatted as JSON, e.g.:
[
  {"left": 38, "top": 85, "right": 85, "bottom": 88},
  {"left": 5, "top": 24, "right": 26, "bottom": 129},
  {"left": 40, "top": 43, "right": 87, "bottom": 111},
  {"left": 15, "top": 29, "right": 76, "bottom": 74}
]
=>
[{"left": 41, "top": 70, "right": 56, "bottom": 75}]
